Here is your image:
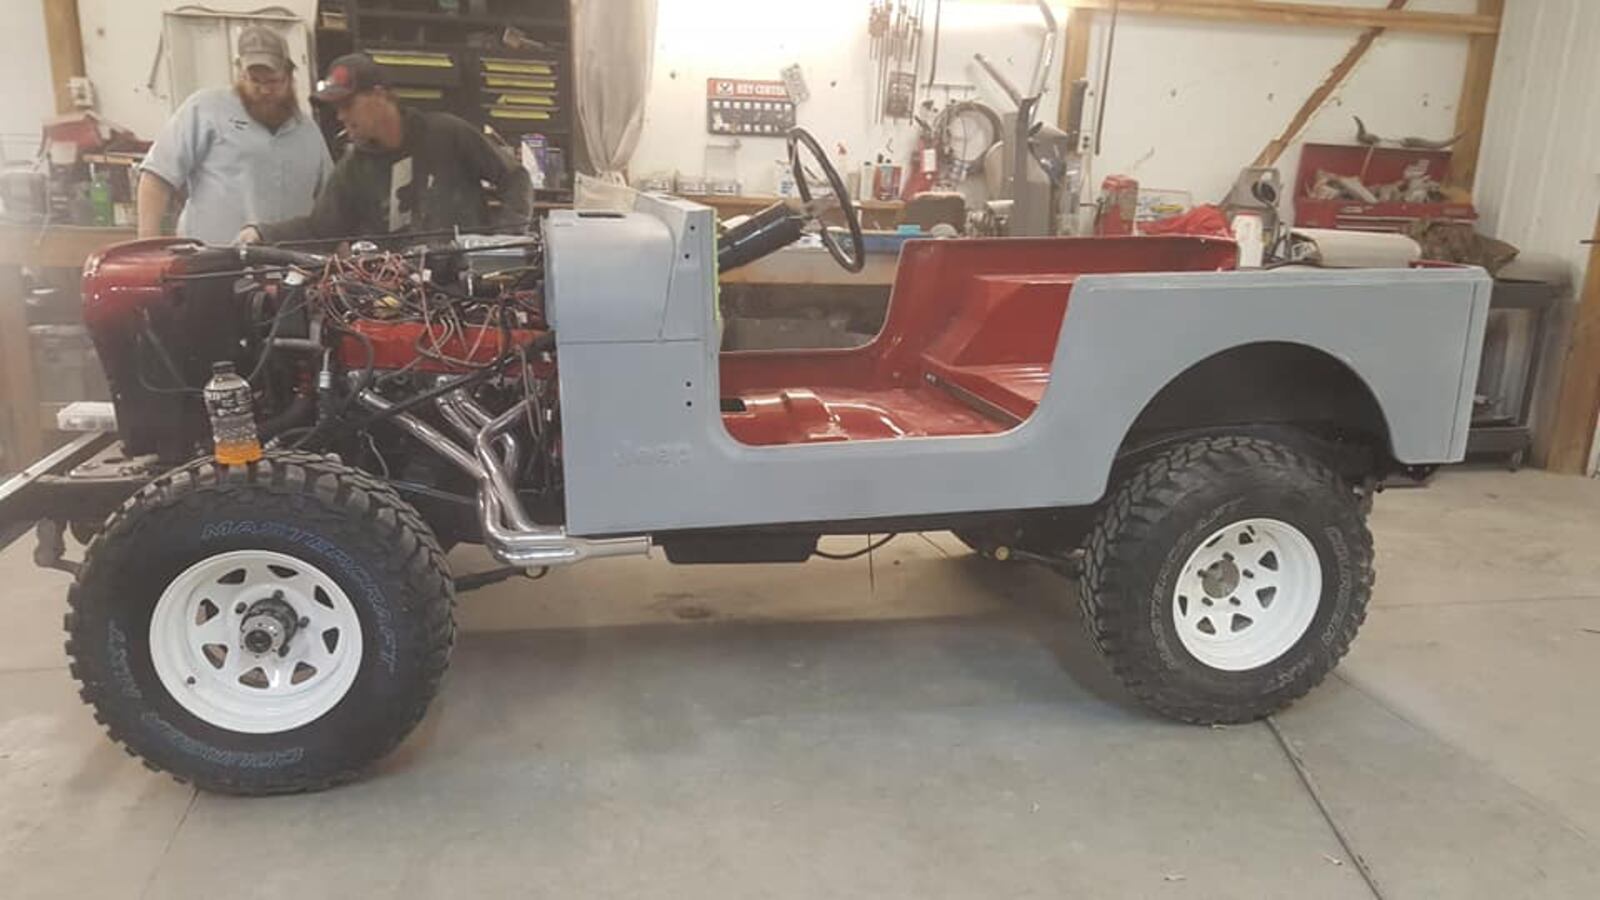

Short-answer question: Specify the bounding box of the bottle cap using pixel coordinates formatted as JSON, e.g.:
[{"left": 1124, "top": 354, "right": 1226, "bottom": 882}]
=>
[{"left": 211, "top": 361, "right": 237, "bottom": 376}]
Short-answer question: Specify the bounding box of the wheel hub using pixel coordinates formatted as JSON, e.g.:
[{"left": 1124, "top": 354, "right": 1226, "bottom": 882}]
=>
[
  {"left": 1199, "top": 558, "right": 1241, "bottom": 599},
  {"left": 149, "top": 549, "right": 364, "bottom": 734},
  {"left": 239, "top": 592, "right": 300, "bottom": 656},
  {"left": 1171, "top": 518, "right": 1323, "bottom": 672}
]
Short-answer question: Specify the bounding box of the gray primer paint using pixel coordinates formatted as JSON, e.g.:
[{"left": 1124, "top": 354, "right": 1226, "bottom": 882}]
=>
[{"left": 546, "top": 197, "right": 1490, "bottom": 537}]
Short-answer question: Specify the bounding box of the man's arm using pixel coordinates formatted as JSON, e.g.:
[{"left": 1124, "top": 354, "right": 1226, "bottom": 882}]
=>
[
  {"left": 456, "top": 120, "right": 533, "bottom": 228},
  {"left": 136, "top": 172, "right": 178, "bottom": 238},
  {"left": 139, "top": 93, "right": 208, "bottom": 237},
  {"left": 252, "top": 153, "right": 359, "bottom": 244},
  {"left": 313, "top": 134, "right": 335, "bottom": 195}
]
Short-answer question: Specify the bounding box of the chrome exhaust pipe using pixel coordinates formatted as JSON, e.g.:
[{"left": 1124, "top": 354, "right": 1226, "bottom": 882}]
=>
[
  {"left": 358, "top": 391, "right": 476, "bottom": 474},
  {"left": 356, "top": 390, "right": 649, "bottom": 567},
  {"left": 469, "top": 396, "right": 649, "bottom": 566}
]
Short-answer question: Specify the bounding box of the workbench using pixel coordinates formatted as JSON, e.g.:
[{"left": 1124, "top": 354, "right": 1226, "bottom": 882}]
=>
[
  {"left": 719, "top": 243, "right": 898, "bottom": 286},
  {"left": 0, "top": 224, "right": 134, "bottom": 473},
  {"left": 717, "top": 243, "right": 902, "bottom": 350},
  {"left": 679, "top": 194, "right": 905, "bottom": 232}
]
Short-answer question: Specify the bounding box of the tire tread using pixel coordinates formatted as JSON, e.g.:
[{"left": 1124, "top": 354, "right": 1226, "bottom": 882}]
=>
[
  {"left": 1080, "top": 435, "right": 1373, "bottom": 724},
  {"left": 63, "top": 452, "right": 454, "bottom": 795}
]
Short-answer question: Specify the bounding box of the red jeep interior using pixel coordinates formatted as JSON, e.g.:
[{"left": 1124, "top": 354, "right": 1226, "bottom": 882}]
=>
[{"left": 719, "top": 236, "right": 1237, "bottom": 446}]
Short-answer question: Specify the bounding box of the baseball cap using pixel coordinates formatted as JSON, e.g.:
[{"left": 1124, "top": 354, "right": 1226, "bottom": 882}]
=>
[
  {"left": 237, "top": 26, "right": 292, "bottom": 74},
  {"left": 313, "top": 53, "right": 389, "bottom": 104}
]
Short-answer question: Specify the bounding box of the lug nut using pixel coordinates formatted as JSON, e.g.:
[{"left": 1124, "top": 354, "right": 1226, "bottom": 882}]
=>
[{"left": 235, "top": 602, "right": 247, "bottom": 615}]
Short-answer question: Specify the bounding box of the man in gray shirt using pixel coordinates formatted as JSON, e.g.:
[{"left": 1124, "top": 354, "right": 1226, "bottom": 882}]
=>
[{"left": 138, "top": 26, "right": 332, "bottom": 244}]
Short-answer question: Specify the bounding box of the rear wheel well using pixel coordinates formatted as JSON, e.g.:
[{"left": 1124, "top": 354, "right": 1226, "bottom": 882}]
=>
[{"left": 1119, "top": 342, "right": 1395, "bottom": 483}]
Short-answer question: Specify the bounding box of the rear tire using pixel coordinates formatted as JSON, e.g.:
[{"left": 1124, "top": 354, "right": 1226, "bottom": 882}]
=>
[
  {"left": 1080, "top": 435, "right": 1372, "bottom": 724},
  {"left": 64, "top": 453, "right": 454, "bottom": 794}
]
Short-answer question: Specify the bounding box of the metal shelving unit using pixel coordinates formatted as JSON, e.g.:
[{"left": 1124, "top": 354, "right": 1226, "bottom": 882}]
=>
[{"left": 317, "top": 0, "right": 574, "bottom": 195}]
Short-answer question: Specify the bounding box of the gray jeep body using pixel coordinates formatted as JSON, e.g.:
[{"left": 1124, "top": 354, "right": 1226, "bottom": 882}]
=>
[{"left": 546, "top": 193, "right": 1491, "bottom": 538}]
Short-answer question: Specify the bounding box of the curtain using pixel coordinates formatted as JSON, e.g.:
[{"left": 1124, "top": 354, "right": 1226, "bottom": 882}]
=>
[{"left": 572, "top": 0, "right": 658, "bottom": 182}]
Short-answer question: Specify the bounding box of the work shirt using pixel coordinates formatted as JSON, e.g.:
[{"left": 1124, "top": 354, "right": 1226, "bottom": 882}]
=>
[
  {"left": 141, "top": 87, "right": 333, "bottom": 245},
  {"left": 255, "top": 107, "right": 532, "bottom": 243}
]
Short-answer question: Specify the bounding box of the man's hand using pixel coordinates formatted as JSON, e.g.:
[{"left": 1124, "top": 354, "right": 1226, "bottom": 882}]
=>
[{"left": 236, "top": 225, "right": 263, "bottom": 245}]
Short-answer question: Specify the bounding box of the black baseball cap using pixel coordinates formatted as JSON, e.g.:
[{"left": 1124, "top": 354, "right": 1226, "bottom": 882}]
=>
[{"left": 313, "top": 53, "right": 388, "bottom": 104}]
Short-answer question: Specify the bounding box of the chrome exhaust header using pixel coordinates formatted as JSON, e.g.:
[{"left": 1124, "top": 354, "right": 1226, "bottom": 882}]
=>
[{"left": 354, "top": 390, "right": 649, "bottom": 567}]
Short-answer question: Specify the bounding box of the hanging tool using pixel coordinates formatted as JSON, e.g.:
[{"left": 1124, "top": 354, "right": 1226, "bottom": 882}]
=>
[
  {"left": 925, "top": 0, "right": 943, "bottom": 90},
  {"left": 869, "top": 1, "right": 892, "bottom": 123},
  {"left": 877, "top": 0, "right": 925, "bottom": 122}
]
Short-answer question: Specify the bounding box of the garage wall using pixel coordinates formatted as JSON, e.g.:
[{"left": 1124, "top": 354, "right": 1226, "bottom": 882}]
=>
[
  {"left": 1470, "top": 0, "right": 1600, "bottom": 474},
  {"left": 0, "top": 2, "right": 56, "bottom": 161},
  {"left": 632, "top": 0, "right": 1477, "bottom": 206},
  {"left": 632, "top": 0, "right": 1063, "bottom": 195},
  {"left": 1474, "top": 0, "right": 1600, "bottom": 282},
  {"left": 68, "top": 0, "right": 1484, "bottom": 212},
  {"left": 75, "top": 0, "right": 318, "bottom": 140},
  {"left": 1078, "top": 0, "right": 1472, "bottom": 214}
]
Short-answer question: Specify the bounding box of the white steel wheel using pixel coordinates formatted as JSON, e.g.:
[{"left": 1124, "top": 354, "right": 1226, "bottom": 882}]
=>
[
  {"left": 1172, "top": 518, "right": 1322, "bottom": 672},
  {"left": 149, "top": 550, "right": 364, "bottom": 734}
]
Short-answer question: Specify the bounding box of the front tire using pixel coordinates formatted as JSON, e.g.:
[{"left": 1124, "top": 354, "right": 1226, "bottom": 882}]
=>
[
  {"left": 64, "top": 453, "right": 454, "bottom": 794},
  {"left": 1081, "top": 435, "right": 1373, "bottom": 724}
]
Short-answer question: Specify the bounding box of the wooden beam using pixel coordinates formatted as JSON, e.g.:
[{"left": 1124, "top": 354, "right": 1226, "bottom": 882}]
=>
[
  {"left": 1447, "top": 0, "right": 1505, "bottom": 192},
  {"left": 974, "top": 1, "right": 1498, "bottom": 36},
  {"left": 1057, "top": 8, "right": 1094, "bottom": 131},
  {"left": 1251, "top": 0, "right": 1406, "bottom": 169},
  {"left": 1546, "top": 212, "right": 1600, "bottom": 474},
  {"left": 41, "top": 0, "right": 86, "bottom": 115}
]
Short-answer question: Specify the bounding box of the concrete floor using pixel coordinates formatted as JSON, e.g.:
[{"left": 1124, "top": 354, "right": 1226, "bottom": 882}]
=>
[{"left": 2, "top": 468, "right": 1599, "bottom": 899}]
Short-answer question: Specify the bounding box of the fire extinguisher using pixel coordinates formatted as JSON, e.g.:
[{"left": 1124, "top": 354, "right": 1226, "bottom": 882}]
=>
[{"left": 1095, "top": 175, "right": 1139, "bottom": 236}]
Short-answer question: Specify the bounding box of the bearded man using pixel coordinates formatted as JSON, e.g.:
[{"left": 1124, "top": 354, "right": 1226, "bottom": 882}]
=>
[{"left": 137, "top": 26, "right": 333, "bottom": 244}]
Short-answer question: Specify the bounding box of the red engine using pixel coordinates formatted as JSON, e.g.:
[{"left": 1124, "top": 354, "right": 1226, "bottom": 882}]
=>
[
  {"left": 82, "top": 240, "right": 267, "bottom": 461},
  {"left": 338, "top": 320, "right": 548, "bottom": 374},
  {"left": 81, "top": 237, "right": 549, "bottom": 463}
]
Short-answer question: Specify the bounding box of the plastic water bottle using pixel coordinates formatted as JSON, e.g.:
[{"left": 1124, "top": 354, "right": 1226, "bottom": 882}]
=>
[
  {"left": 204, "top": 362, "right": 262, "bottom": 465},
  {"left": 88, "top": 164, "right": 113, "bottom": 227}
]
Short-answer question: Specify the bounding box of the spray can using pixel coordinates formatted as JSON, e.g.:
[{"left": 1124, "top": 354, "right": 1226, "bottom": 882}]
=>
[{"left": 204, "top": 361, "right": 262, "bottom": 465}]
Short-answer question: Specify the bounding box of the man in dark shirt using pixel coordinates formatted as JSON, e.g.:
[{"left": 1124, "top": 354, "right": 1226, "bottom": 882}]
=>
[{"left": 240, "top": 53, "right": 532, "bottom": 244}]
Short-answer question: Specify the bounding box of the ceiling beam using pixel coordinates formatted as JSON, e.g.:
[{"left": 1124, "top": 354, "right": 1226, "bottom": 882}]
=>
[{"left": 977, "top": 1, "right": 1498, "bottom": 37}]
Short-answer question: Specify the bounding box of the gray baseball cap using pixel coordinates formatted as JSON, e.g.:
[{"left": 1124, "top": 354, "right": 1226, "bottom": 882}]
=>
[{"left": 237, "top": 25, "right": 292, "bottom": 74}]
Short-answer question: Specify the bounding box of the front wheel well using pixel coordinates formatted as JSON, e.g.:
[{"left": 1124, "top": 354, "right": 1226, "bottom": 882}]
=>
[{"left": 1118, "top": 342, "right": 1396, "bottom": 483}]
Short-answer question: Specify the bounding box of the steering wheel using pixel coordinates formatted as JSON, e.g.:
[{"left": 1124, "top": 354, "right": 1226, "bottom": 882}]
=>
[{"left": 789, "top": 128, "right": 866, "bottom": 273}]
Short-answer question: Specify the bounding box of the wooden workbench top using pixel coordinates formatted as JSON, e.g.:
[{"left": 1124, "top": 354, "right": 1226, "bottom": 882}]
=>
[
  {"left": 0, "top": 224, "right": 136, "bottom": 269},
  {"left": 719, "top": 244, "right": 898, "bottom": 286}
]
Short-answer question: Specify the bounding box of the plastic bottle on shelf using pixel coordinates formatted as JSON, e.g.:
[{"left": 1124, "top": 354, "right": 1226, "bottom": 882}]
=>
[
  {"left": 203, "top": 361, "right": 262, "bottom": 465},
  {"left": 87, "top": 164, "right": 113, "bottom": 226}
]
